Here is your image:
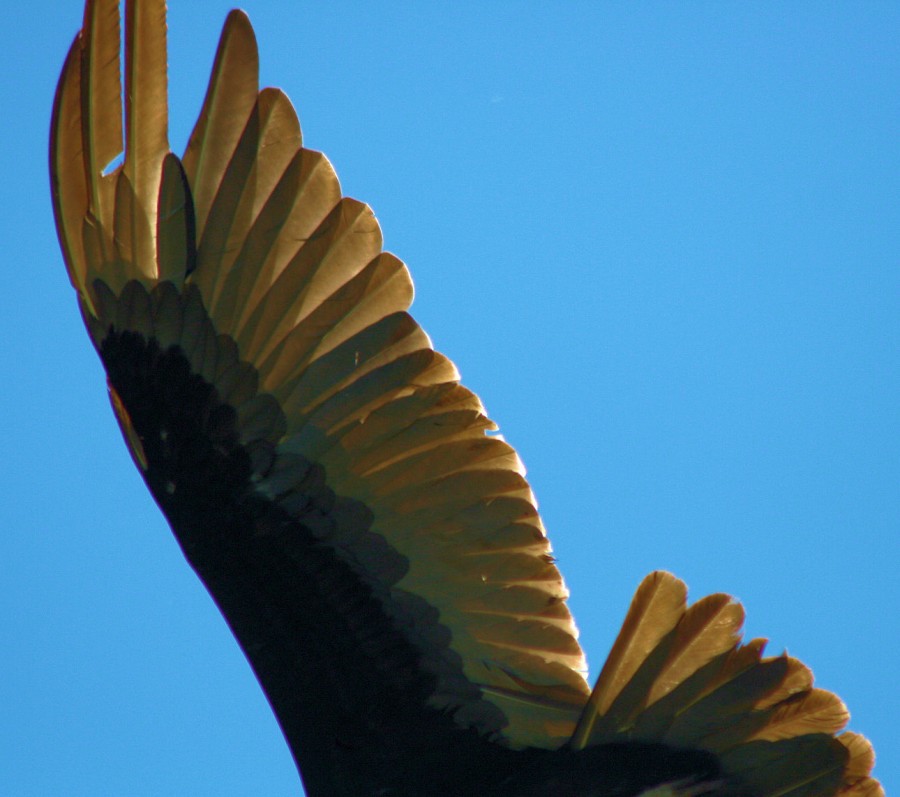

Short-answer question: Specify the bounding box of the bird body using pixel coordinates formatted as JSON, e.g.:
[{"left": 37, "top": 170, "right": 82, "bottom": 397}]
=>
[{"left": 51, "top": 2, "right": 881, "bottom": 795}]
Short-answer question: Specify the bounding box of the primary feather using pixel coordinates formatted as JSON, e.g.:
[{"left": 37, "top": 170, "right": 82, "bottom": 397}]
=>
[{"left": 51, "top": 2, "right": 881, "bottom": 795}]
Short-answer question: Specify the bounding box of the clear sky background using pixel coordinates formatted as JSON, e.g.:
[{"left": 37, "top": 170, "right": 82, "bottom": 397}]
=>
[{"left": 1, "top": 1, "right": 896, "bottom": 794}]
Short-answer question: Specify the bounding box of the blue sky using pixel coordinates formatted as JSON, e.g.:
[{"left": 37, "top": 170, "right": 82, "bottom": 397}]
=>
[{"left": 1, "top": 1, "right": 897, "bottom": 794}]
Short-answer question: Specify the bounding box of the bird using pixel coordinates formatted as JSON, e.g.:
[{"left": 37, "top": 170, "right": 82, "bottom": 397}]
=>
[{"left": 50, "top": 1, "right": 882, "bottom": 795}]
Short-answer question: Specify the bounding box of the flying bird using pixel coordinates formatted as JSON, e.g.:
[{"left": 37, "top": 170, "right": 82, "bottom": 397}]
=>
[{"left": 51, "top": 1, "right": 882, "bottom": 795}]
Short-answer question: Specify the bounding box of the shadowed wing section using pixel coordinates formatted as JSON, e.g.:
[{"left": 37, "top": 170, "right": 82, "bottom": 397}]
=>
[{"left": 51, "top": 0, "right": 591, "bottom": 763}]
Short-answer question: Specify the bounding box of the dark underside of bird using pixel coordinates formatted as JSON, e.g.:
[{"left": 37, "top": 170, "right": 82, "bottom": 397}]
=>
[{"left": 50, "top": 1, "right": 881, "bottom": 795}]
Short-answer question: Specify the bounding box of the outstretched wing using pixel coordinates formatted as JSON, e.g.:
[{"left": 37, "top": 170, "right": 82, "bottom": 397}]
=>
[
  {"left": 52, "top": 1, "right": 590, "bottom": 791},
  {"left": 52, "top": 2, "right": 882, "bottom": 796}
]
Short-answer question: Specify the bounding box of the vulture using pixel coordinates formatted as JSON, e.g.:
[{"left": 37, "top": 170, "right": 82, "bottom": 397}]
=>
[{"left": 51, "top": 1, "right": 881, "bottom": 795}]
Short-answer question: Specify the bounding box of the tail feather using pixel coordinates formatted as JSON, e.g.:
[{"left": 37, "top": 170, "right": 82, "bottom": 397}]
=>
[
  {"left": 645, "top": 593, "right": 743, "bottom": 708},
  {"left": 571, "top": 571, "right": 685, "bottom": 747},
  {"left": 665, "top": 654, "right": 791, "bottom": 747},
  {"left": 836, "top": 733, "right": 882, "bottom": 797},
  {"left": 755, "top": 656, "right": 813, "bottom": 709},
  {"left": 570, "top": 572, "right": 881, "bottom": 796},
  {"left": 718, "top": 736, "right": 847, "bottom": 797},
  {"left": 750, "top": 689, "right": 849, "bottom": 743}
]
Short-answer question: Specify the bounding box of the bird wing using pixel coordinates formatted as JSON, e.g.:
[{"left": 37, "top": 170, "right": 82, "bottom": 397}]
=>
[
  {"left": 52, "top": 3, "right": 882, "bottom": 796},
  {"left": 51, "top": 1, "right": 590, "bottom": 786}
]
